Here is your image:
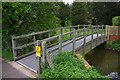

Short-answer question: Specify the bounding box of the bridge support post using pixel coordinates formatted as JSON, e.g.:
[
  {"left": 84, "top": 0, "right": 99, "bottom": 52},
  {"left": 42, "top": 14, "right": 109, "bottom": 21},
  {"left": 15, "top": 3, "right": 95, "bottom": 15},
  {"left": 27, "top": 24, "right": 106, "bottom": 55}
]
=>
[
  {"left": 73, "top": 29, "right": 76, "bottom": 54},
  {"left": 12, "top": 36, "right": 17, "bottom": 60}
]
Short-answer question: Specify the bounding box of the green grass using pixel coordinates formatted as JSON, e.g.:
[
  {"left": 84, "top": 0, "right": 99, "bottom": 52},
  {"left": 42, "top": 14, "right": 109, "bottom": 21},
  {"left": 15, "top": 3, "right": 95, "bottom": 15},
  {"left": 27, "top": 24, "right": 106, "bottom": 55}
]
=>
[
  {"left": 2, "top": 50, "right": 13, "bottom": 61},
  {"left": 56, "top": 28, "right": 71, "bottom": 42},
  {"left": 39, "top": 52, "right": 107, "bottom": 78}
]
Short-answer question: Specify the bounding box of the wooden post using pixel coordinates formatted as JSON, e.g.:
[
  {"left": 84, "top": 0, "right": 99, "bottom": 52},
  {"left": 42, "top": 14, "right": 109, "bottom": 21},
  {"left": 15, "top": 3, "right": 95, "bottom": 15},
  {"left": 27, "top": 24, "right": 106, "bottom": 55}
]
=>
[
  {"left": 46, "top": 51, "right": 54, "bottom": 70},
  {"left": 12, "top": 36, "right": 17, "bottom": 60},
  {"left": 48, "top": 31, "right": 50, "bottom": 44},
  {"left": 97, "top": 25, "right": 99, "bottom": 45},
  {"left": 78, "top": 25, "right": 80, "bottom": 37},
  {"left": 36, "top": 40, "right": 41, "bottom": 74},
  {"left": 70, "top": 27, "right": 72, "bottom": 39},
  {"left": 59, "top": 34, "right": 62, "bottom": 53},
  {"left": 106, "top": 25, "right": 109, "bottom": 41},
  {"left": 41, "top": 40, "right": 47, "bottom": 67},
  {"left": 73, "top": 28, "right": 76, "bottom": 54},
  {"left": 100, "top": 25, "right": 101, "bottom": 43},
  {"left": 83, "top": 28, "right": 86, "bottom": 54},
  {"left": 91, "top": 26, "right": 93, "bottom": 50},
  {"left": 60, "top": 28, "right": 63, "bottom": 36},
  {"left": 102, "top": 25, "right": 104, "bottom": 43},
  {"left": 33, "top": 33, "right": 36, "bottom": 50}
]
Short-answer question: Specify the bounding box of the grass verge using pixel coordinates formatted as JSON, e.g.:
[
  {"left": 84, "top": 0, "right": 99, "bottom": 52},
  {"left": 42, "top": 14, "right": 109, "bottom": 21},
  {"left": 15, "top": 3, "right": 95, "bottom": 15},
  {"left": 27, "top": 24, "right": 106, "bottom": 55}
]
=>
[{"left": 2, "top": 50, "right": 13, "bottom": 61}]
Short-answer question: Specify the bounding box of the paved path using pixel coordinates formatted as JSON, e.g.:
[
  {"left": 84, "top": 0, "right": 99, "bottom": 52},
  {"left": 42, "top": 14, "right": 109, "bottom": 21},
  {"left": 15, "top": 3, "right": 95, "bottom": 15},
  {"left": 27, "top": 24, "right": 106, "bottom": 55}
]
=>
[
  {"left": 17, "top": 34, "right": 106, "bottom": 73},
  {"left": 1, "top": 58, "right": 37, "bottom": 78}
]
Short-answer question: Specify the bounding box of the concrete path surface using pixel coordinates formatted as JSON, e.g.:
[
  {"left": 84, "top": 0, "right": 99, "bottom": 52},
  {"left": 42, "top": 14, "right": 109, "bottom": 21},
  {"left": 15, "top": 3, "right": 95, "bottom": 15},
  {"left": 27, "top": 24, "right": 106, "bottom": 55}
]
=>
[{"left": 1, "top": 58, "right": 37, "bottom": 79}]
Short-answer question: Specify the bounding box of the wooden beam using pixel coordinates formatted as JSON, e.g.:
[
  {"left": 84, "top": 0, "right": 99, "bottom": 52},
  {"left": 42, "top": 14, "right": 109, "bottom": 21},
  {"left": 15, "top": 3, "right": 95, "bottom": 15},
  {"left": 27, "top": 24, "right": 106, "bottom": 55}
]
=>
[
  {"left": 15, "top": 41, "right": 37, "bottom": 50},
  {"left": 46, "top": 52, "right": 54, "bottom": 70},
  {"left": 75, "top": 54, "right": 91, "bottom": 69}
]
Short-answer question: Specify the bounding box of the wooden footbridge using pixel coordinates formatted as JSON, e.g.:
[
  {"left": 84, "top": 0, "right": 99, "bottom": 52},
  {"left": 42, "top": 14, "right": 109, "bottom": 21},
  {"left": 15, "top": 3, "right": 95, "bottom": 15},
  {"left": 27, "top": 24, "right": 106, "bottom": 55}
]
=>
[{"left": 12, "top": 25, "right": 107, "bottom": 73}]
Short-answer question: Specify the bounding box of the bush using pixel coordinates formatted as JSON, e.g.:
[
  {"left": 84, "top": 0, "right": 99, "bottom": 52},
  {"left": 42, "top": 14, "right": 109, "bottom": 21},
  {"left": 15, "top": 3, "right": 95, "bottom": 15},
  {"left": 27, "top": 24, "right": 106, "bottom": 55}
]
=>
[
  {"left": 112, "top": 16, "right": 120, "bottom": 26},
  {"left": 107, "top": 40, "right": 120, "bottom": 51},
  {"left": 40, "top": 52, "right": 106, "bottom": 78}
]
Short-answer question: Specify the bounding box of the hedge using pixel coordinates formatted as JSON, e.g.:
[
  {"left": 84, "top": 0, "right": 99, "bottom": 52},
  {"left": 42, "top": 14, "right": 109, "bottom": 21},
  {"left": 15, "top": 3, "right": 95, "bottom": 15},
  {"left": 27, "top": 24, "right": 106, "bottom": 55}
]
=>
[{"left": 112, "top": 16, "right": 120, "bottom": 26}]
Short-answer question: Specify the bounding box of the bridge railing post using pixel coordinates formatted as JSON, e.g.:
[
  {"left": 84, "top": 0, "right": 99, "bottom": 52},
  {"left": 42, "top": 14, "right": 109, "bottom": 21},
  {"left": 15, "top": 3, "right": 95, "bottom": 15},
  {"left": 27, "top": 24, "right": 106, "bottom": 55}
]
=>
[
  {"left": 32, "top": 32, "right": 36, "bottom": 51},
  {"left": 77, "top": 25, "right": 80, "bottom": 37},
  {"left": 83, "top": 27, "right": 86, "bottom": 54},
  {"left": 100, "top": 25, "right": 102, "bottom": 43},
  {"left": 12, "top": 36, "right": 17, "bottom": 60},
  {"left": 97, "top": 25, "right": 99, "bottom": 46},
  {"left": 59, "top": 34, "right": 62, "bottom": 53},
  {"left": 91, "top": 26, "right": 94, "bottom": 50},
  {"left": 41, "top": 40, "right": 47, "bottom": 68},
  {"left": 70, "top": 26, "right": 73, "bottom": 39},
  {"left": 73, "top": 28, "right": 76, "bottom": 54},
  {"left": 36, "top": 40, "right": 42, "bottom": 74},
  {"left": 48, "top": 31, "right": 51, "bottom": 44},
  {"left": 101, "top": 25, "right": 104, "bottom": 43},
  {"left": 60, "top": 27, "right": 63, "bottom": 36}
]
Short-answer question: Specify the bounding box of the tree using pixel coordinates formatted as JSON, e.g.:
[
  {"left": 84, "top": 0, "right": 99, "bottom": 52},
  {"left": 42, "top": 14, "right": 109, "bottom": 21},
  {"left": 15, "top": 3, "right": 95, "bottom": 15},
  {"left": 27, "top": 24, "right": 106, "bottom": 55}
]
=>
[
  {"left": 2, "top": 2, "right": 61, "bottom": 51},
  {"left": 71, "top": 2, "right": 120, "bottom": 25},
  {"left": 56, "top": 2, "right": 71, "bottom": 27},
  {"left": 71, "top": 2, "right": 87, "bottom": 25}
]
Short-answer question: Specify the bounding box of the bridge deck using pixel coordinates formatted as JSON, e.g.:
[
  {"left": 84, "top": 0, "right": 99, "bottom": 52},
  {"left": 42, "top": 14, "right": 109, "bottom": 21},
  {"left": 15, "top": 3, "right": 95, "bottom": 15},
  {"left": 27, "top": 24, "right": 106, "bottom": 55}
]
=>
[{"left": 17, "top": 34, "right": 105, "bottom": 73}]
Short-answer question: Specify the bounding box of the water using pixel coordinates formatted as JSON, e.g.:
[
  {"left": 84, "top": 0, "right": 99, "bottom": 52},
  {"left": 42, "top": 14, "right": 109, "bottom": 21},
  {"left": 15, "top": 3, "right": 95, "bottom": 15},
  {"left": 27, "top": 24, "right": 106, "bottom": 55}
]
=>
[{"left": 85, "top": 46, "right": 120, "bottom": 78}]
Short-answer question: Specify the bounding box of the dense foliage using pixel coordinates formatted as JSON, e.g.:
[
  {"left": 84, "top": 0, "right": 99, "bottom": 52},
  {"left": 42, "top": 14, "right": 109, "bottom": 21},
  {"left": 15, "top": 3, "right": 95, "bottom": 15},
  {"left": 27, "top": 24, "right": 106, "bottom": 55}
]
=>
[
  {"left": 40, "top": 52, "right": 105, "bottom": 78},
  {"left": 2, "top": 2, "right": 61, "bottom": 51},
  {"left": 112, "top": 16, "right": 120, "bottom": 26},
  {"left": 107, "top": 40, "right": 120, "bottom": 51},
  {"left": 57, "top": 3, "right": 71, "bottom": 27},
  {"left": 71, "top": 2, "right": 87, "bottom": 25},
  {"left": 71, "top": 2, "right": 120, "bottom": 25}
]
